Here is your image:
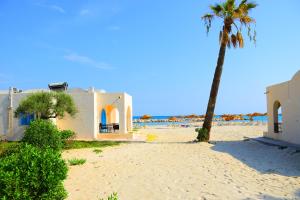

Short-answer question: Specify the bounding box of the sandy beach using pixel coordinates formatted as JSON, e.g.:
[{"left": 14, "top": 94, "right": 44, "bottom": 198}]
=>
[{"left": 63, "top": 125, "right": 300, "bottom": 200}]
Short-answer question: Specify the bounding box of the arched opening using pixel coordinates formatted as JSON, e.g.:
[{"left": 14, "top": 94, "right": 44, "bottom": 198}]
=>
[
  {"left": 101, "top": 109, "right": 107, "bottom": 124},
  {"left": 126, "top": 106, "right": 132, "bottom": 132},
  {"left": 100, "top": 106, "right": 120, "bottom": 133},
  {"left": 273, "top": 101, "right": 282, "bottom": 133},
  {"left": 110, "top": 108, "right": 120, "bottom": 133},
  {"left": 110, "top": 108, "right": 120, "bottom": 124},
  {"left": 100, "top": 109, "right": 107, "bottom": 133}
]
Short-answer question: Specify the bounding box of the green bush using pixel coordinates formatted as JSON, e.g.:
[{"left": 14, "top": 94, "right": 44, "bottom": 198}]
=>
[
  {"left": 0, "top": 144, "right": 68, "bottom": 200},
  {"left": 60, "top": 130, "right": 76, "bottom": 145},
  {"left": 68, "top": 158, "right": 86, "bottom": 166},
  {"left": 22, "top": 119, "right": 62, "bottom": 151},
  {"left": 196, "top": 128, "right": 209, "bottom": 142},
  {"left": 0, "top": 142, "right": 21, "bottom": 158}
]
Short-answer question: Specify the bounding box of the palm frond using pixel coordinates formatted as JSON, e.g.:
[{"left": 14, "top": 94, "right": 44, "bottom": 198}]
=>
[
  {"left": 236, "top": 32, "right": 244, "bottom": 48},
  {"left": 247, "top": 25, "right": 252, "bottom": 41},
  {"left": 239, "top": 0, "right": 247, "bottom": 7},
  {"left": 231, "top": 34, "right": 237, "bottom": 48},
  {"left": 202, "top": 14, "right": 214, "bottom": 35},
  {"left": 210, "top": 4, "right": 224, "bottom": 17},
  {"left": 240, "top": 16, "right": 255, "bottom": 25},
  {"left": 223, "top": 0, "right": 236, "bottom": 14},
  {"left": 253, "top": 28, "right": 257, "bottom": 46},
  {"left": 227, "top": 39, "right": 231, "bottom": 48},
  {"left": 246, "top": 2, "right": 257, "bottom": 10},
  {"left": 233, "top": 8, "right": 242, "bottom": 18}
]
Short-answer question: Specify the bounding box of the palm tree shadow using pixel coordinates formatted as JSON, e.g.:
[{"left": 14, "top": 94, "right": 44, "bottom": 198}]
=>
[
  {"left": 245, "top": 188, "right": 300, "bottom": 200},
  {"left": 210, "top": 139, "right": 300, "bottom": 177}
]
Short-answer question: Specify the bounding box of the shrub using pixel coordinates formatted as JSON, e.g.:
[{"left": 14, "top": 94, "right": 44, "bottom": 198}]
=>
[
  {"left": 68, "top": 158, "right": 86, "bottom": 166},
  {"left": 107, "top": 193, "right": 118, "bottom": 200},
  {"left": 196, "top": 128, "right": 209, "bottom": 142},
  {"left": 22, "top": 119, "right": 62, "bottom": 151},
  {"left": 0, "top": 142, "right": 21, "bottom": 158},
  {"left": 100, "top": 193, "right": 118, "bottom": 200},
  {"left": 60, "top": 130, "right": 76, "bottom": 145},
  {"left": 0, "top": 144, "right": 68, "bottom": 200}
]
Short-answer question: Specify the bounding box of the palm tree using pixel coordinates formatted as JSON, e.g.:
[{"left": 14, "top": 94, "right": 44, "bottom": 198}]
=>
[{"left": 197, "top": 0, "right": 257, "bottom": 141}]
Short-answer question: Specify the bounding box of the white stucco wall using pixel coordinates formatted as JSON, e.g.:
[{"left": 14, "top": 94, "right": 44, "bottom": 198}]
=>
[
  {"left": 265, "top": 71, "right": 300, "bottom": 145},
  {"left": 0, "top": 91, "right": 40, "bottom": 141},
  {"left": 0, "top": 88, "right": 133, "bottom": 141},
  {"left": 56, "top": 89, "right": 97, "bottom": 140}
]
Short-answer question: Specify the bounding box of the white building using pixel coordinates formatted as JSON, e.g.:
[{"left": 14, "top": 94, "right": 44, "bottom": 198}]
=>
[
  {"left": 265, "top": 71, "right": 300, "bottom": 145},
  {"left": 0, "top": 84, "right": 133, "bottom": 141}
]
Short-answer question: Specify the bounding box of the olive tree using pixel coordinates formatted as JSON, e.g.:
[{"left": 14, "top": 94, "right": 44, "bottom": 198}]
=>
[{"left": 15, "top": 92, "right": 77, "bottom": 120}]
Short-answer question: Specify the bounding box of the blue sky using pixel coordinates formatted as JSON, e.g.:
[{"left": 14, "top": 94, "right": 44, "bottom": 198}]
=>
[{"left": 0, "top": 0, "right": 299, "bottom": 116}]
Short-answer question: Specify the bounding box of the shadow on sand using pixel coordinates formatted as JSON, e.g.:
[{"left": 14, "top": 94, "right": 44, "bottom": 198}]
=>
[
  {"left": 245, "top": 188, "right": 300, "bottom": 200},
  {"left": 210, "top": 139, "right": 300, "bottom": 177}
]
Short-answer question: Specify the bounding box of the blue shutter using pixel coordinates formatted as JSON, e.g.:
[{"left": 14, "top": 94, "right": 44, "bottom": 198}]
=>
[{"left": 20, "top": 113, "right": 35, "bottom": 125}]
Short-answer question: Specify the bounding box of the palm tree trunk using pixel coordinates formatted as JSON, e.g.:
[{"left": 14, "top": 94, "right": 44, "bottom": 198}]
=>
[{"left": 199, "top": 42, "right": 227, "bottom": 140}]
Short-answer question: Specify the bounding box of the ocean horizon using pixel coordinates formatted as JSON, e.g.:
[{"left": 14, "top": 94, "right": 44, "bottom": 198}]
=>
[
  {"left": 133, "top": 115, "right": 275, "bottom": 122},
  {"left": 133, "top": 115, "right": 282, "bottom": 126}
]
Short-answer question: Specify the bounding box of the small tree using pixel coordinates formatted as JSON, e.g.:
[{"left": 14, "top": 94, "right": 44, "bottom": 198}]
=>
[{"left": 15, "top": 92, "right": 77, "bottom": 120}]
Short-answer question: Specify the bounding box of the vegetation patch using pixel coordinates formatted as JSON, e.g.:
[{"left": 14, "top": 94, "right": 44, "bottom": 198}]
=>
[
  {"left": 100, "top": 192, "right": 118, "bottom": 200},
  {"left": 68, "top": 158, "right": 86, "bottom": 166},
  {"left": 64, "top": 140, "right": 120, "bottom": 150},
  {"left": 0, "top": 144, "right": 68, "bottom": 199},
  {"left": 93, "top": 149, "right": 103, "bottom": 154},
  {"left": 0, "top": 141, "right": 19, "bottom": 157},
  {"left": 60, "top": 130, "right": 76, "bottom": 146}
]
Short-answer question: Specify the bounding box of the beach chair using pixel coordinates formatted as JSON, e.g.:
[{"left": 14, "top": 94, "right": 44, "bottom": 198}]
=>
[
  {"left": 113, "top": 123, "right": 120, "bottom": 132},
  {"left": 100, "top": 123, "right": 108, "bottom": 133}
]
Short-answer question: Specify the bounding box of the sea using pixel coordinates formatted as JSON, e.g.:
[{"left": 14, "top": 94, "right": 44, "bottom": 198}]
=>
[{"left": 133, "top": 115, "right": 281, "bottom": 127}]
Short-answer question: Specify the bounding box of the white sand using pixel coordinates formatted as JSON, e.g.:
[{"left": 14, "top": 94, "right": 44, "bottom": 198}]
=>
[{"left": 63, "top": 125, "right": 300, "bottom": 200}]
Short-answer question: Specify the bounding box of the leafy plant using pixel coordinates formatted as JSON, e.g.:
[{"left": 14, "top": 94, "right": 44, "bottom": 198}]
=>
[
  {"left": 60, "top": 130, "right": 76, "bottom": 146},
  {"left": 22, "top": 119, "right": 62, "bottom": 151},
  {"left": 15, "top": 91, "right": 77, "bottom": 120},
  {"left": 68, "top": 158, "right": 86, "bottom": 166},
  {"left": 100, "top": 193, "right": 118, "bottom": 200},
  {"left": 196, "top": 128, "right": 209, "bottom": 142},
  {"left": 93, "top": 149, "right": 103, "bottom": 154},
  {"left": 0, "top": 144, "right": 68, "bottom": 200},
  {"left": 0, "top": 142, "right": 21, "bottom": 158}
]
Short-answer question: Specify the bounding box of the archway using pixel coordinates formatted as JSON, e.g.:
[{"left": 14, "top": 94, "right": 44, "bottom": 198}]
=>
[
  {"left": 273, "top": 101, "right": 282, "bottom": 133},
  {"left": 126, "top": 106, "right": 132, "bottom": 132},
  {"left": 110, "top": 108, "right": 120, "bottom": 124},
  {"left": 101, "top": 109, "right": 107, "bottom": 125}
]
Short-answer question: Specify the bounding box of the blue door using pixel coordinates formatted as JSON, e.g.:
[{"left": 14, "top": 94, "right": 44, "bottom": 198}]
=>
[{"left": 101, "top": 109, "right": 106, "bottom": 125}]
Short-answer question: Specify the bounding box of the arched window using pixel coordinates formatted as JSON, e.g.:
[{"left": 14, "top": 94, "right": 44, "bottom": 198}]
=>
[
  {"left": 101, "top": 109, "right": 106, "bottom": 125},
  {"left": 110, "top": 108, "right": 120, "bottom": 124},
  {"left": 273, "top": 101, "right": 282, "bottom": 133},
  {"left": 19, "top": 113, "right": 34, "bottom": 126}
]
